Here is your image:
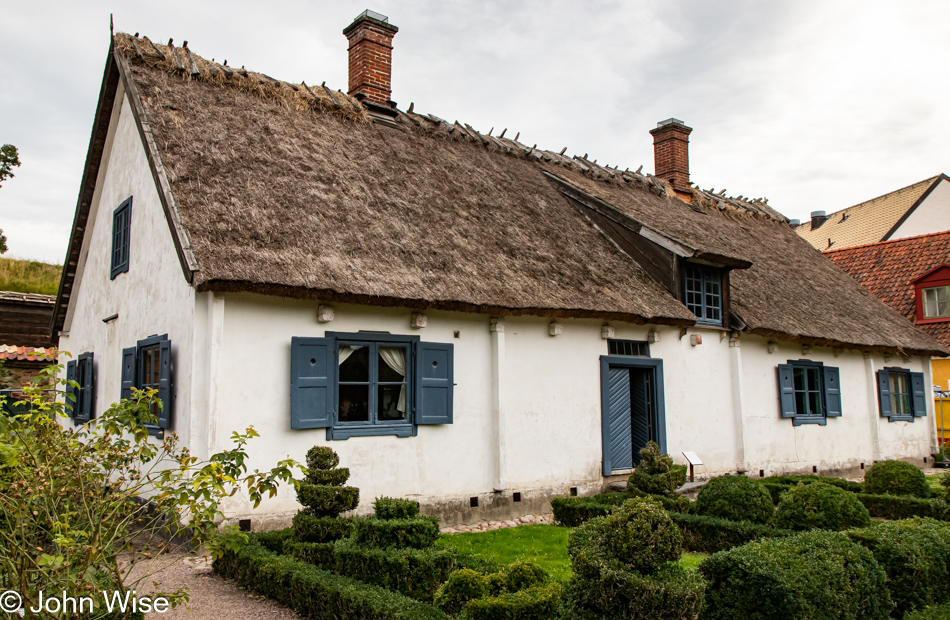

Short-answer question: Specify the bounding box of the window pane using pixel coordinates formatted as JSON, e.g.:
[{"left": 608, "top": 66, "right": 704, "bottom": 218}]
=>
[
  {"left": 339, "top": 384, "right": 369, "bottom": 422},
  {"left": 339, "top": 345, "right": 369, "bottom": 382},
  {"left": 890, "top": 394, "right": 901, "bottom": 415},
  {"left": 808, "top": 392, "right": 821, "bottom": 416},
  {"left": 378, "top": 385, "right": 407, "bottom": 420},
  {"left": 807, "top": 367, "right": 821, "bottom": 392},
  {"left": 378, "top": 347, "right": 406, "bottom": 382},
  {"left": 795, "top": 392, "right": 807, "bottom": 416},
  {"left": 142, "top": 347, "right": 159, "bottom": 388},
  {"left": 900, "top": 394, "right": 911, "bottom": 415},
  {"left": 939, "top": 287, "right": 949, "bottom": 317},
  {"left": 793, "top": 367, "right": 805, "bottom": 391},
  {"left": 925, "top": 288, "right": 938, "bottom": 318}
]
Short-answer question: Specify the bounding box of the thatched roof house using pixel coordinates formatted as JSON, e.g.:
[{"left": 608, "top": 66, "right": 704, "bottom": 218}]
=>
[{"left": 52, "top": 30, "right": 943, "bottom": 357}]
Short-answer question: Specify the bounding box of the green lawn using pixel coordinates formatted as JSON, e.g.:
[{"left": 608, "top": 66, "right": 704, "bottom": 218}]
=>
[{"left": 436, "top": 524, "right": 705, "bottom": 581}]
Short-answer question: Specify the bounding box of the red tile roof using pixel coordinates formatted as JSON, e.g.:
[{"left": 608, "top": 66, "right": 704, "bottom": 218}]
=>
[
  {"left": 825, "top": 231, "right": 950, "bottom": 349},
  {"left": 0, "top": 345, "right": 56, "bottom": 362}
]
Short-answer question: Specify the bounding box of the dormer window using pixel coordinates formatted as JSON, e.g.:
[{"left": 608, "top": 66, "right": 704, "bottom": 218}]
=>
[
  {"left": 684, "top": 264, "right": 723, "bottom": 326},
  {"left": 923, "top": 286, "right": 950, "bottom": 319}
]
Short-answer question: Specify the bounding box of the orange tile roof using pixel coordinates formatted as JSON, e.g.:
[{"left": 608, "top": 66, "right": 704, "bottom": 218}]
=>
[
  {"left": 796, "top": 175, "right": 941, "bottom": 251},
  {"left": 0, "top": 344, "right": 56, "bottom": 362},
  {"left": 825, "top": 231, "right": 950, "bottom": 349}
]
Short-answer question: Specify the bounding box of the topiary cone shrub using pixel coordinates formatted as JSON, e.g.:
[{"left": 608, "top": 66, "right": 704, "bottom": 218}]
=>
[
  {"left": 627, "top": 441, "right": 687, "bottom": 495},
  {"left": 292, "top": 446, "right": 359, "bottom": 543},
  {"left": 351, "top": 496, "right": 441, "bottom": 549},
  {"left": 695, "top": 474, "right": 774, "bottom": 524},
  {"left": 773, "top": 482, "right": 871, "bottom": 531},
  {"left": 864, "top": 459, "right": 931, "bottom": 498}
]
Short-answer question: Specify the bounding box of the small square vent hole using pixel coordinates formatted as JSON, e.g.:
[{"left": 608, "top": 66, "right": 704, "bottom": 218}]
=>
[
  {"left": 570, "top": 487, "right": 578, "bottom": 497},
  {"left": 470, "top": 497, "right": 478, "bottom": 508},
  {"left": 513, "top": 492, "right": 522, "bottom": 502},
  {"left": 239, "top": 519, "right": 251, "bottom": 532}
]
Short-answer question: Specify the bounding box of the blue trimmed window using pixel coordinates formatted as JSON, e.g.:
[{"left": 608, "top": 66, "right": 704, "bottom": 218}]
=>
[
  {"left": 877, "top": 367, "right": 927, "bottom": 422},
  {"left": 684, "top": 264, "right": 722, "bottom": 326},
  {"left": 777, "top": 360, "right": 842, "bottom": 426},
  {"left": 290, "top": 332, "right": 454, "bottom": 439},
  {"left": 121, "top": 334, "right": 173, "bottom": 437},
  {"left": 110, "top": 197, "right": 132, "bottom": 279},
  {"left": 65, "top": 352, "right": 95, "bottom": 425}
]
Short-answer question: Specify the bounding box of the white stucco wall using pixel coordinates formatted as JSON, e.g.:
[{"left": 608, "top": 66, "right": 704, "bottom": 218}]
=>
[
  {"left": 891, "top": 177, "right": 950, "bottom": 240},
  {"left": 57, "top": 87, "right": 198, "bottom": 447}
]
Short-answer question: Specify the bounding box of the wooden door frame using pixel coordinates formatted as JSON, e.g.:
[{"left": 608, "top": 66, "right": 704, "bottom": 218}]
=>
[{"left": 599, "top": 356, "right": 667, "bottom": 476}]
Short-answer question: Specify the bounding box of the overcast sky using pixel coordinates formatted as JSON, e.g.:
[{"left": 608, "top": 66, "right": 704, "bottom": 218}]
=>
[{"left": 1, "top": 1, "right": 948, "bottom": 263}]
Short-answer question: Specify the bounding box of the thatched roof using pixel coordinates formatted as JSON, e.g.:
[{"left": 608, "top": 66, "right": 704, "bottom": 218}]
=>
[{"left": 51, "top": 33, "right": 947, "bottom": 356}]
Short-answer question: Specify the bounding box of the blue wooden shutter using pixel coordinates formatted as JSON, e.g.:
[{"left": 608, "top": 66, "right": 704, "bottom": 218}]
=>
[
  {"left": 156, "top": 339, "right": 172, "bottom": 429},
  {"left": 823, "top": 366, "right": 842, "bottom": 417},
  {"left": 65, "top": 359, "right": 78, "bottom": 417},
  {"left": 606, "top": 367, "right": 633, "bottom": 474},
  {"left": 877, "top": 370, "right": 892, "bottom": 417},
  {"left": 76, "top": 353, "right": 95, "bottom": 423},
  {"left": 911, "top": 372, "right": 927, "bottom": 417},
  {"left": 121, "top": 346, "right": 136, "bottom": 401},
  {"left": 290, "top": 337, "right": 334, "bottom": 429},
  {"left": 415, "top": 342, "right": 454, "bottom": 425},
  {"left": 777, "top": 364, "right": 796, "bottom": 418}
]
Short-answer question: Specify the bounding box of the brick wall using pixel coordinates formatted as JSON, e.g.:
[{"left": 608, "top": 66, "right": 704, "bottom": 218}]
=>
[
  {"left": 650, "top": 122, "right": 692, "bottom": 191},
  {"left": 344, "top": 15, "right": 398, "bottom": 107}
]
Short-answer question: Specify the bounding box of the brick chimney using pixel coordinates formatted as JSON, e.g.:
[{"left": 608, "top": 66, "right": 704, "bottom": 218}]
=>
[
  {"left": 650, "top": 118, "right": 693, "bottom": 193},
  {"left": 343, "top": 10, "right": 398, "bottom": 109}
]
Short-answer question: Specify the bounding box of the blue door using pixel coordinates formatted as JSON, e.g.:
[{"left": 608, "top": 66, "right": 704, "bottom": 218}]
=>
[{"left": 600, "top": 357, "right": 667, "bottom": 476}]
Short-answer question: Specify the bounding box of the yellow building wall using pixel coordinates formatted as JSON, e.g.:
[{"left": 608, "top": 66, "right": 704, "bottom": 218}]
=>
[{"left": 933, "top": 358, "right": 950, "bottom": 443}]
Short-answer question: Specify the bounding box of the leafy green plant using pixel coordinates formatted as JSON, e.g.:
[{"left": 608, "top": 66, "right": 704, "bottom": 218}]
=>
[
  {"left": 773, "top": 482, "right": 871, "bottom": 531},
  {"left": 864, "top": 459, "right": 931, "bottom": 498},
  {"left": 375, "top": 496, "right": 421, "bottom": 520},
  {"left": 0, "top": 362, "right": 301, "bottom": 614},
  {"left": 292, "top": 445, "right": 359, "bottom": 543},
  {"left": 857, "top": 493, "right": 950, "bottom": 521},
  {"left": 694, "top": 474, "right": 774, "bottom": 524},
  {"left": 670, "top": 512, "right": 793, "bottom": 553},
  {"left": 433, "top": 568, "right": 487, "bottom": 615},
  {"left": 626, "top": 441, "right": 687, "bottom": 495},
  {"left": 353, "top": 516, "right": 441, "bottom": 549}
]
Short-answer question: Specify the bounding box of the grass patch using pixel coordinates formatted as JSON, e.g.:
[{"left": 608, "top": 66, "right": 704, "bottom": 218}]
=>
[
  {"left": 0, "top": 257, "right": 61, "bottom": 295},
  {"left": 436, "top": 525, "right": 705, "bottom": 580}
]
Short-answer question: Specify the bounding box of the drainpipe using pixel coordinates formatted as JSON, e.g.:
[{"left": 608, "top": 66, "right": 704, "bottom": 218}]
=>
[
  {"left": 489, "top": 317, "right": 508, "bottom": 491},
  {"left": 728, "top": 332, "right": 747, "bottom": 471},
  {"left": 864, "top": 352, "right": 883, "bottom": 461}
]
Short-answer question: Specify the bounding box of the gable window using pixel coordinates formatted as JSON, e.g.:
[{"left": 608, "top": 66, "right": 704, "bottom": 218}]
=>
[
  {"left": 777, "top": 360, "right": 842, "bottom": 426},
  {"left": 290, "top": 332, "right": 454, "bottom": 440},
  {"left": 607, "top": 339, "right": 650, "bottom": 357},
  {"left": 121, "top": 334, "right": 172, "bottom": 437},
  {"left": 877, "top": 367, "right": 927, "bottom": 422},
  {"left": 111, "top": 197, "right": 132, "bottom": 279},
  {"left": 923, "top": 286, "right": 950, "bottom": 319},
  {"left": 684, "top": 264, "right": 722, "bottom": 326},
  {"left": 65, "top": 352, "right": 95, "bottom": 425}
]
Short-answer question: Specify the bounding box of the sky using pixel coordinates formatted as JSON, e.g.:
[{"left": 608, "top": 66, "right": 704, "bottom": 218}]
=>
[{"left": 1, "top": 1, "right": 948, "bottom": 264}]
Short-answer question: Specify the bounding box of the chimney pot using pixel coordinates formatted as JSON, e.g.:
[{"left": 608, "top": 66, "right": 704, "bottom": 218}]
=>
[
  {"left": 650, "top": 118, "right": 693, "bottom": 193},
  {"left": 810, "top": 210, "right": 828, "bottom": 229},
  {"left": 789, "top": 219, "right": 801, "bottom": 227},
  {"left": 343, "top": 10, "right": 398, "bottom": 109}
]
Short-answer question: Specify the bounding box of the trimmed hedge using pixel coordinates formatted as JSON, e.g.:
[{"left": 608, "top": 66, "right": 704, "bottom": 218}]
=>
[
  {"left": 213, "top": 540, "right": 450, "bottom": 620},
  {"left": 333, "top": 538, "right": 457, "bottom": 602},
  {"left": 627, "top": 486, "right": 692, "bottom": 513},
  {"left": 699, "top": 530, "right": 893, "bottom": 620},
  {"left": 766, "top": 474, "right": 863, "bottom": 493},
  {"left": 669, "top": 512, "right": 793, "bottom": 553},
  {"left": 284, "top": 540, "right": 336, "bottom": 570},
  {"left": 559, "top": 564, "right": 704, "bottom": 620},
  {"left": 297, "top": 483, "right": 360, "bottom": 517},
  {"left": 307, "top": 467, "right": 351, "bottom": 486},
  {"left": 626, "top": 441, "right": 687, "bottom": 495},
  {"left": 906, "top": 603, "right": 950, "bottom": 620},
  {"left": 292, "top": 512, "right": 356, "bottom": 543},
  {"left": 858, "top": 493, "right": 950, "bottom": 521},
  {"left": 460, "top": 583, "right": 561, "bottom": 620},
  {"left": 773, "top": 482, "right": 871, "bottom": 531},
  {"left": 353, "top": 516, "right": 441, "bottom": 550},
  {"left": 864, "top": 459, "right": 930, "bottom": 498},
  {"left": 551, "top": 495, "right": 619, "bottom": 527},
  {"left": 253, "top": 528, "right": 296, "bottom": 553},
  {"left": 375, "top": 497, "right": 421, "bottom": 520},
  {"left": 847, "top": 518, "right": 950, "bottom": 617},
  {"left": 433, "top": 569, "right": 488, "bottom": 615},
  {"left": 694, "top": 474, "right": 774, "bottom": 524},
  {"left": 306, "top": 445, "right": 340, "bottom": 471}
]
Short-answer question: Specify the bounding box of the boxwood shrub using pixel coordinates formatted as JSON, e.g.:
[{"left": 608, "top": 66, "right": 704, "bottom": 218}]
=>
[
  {"left": 906, "top": 603, "right": 950, "bottom": 620},
  {"left": 559, "top": 564, "right": 704, "bottom": 620},
  {"left": 627, "top": 486, "right": 692, "bottom": 513},
  {"left": 846, "top": 518, "right": 950, "bottom": 617},
  {"left": 333, "top": 538, "right": 457, "bottom": 602},
  {"left": 213, "top": 540, "right": 450, "bottom": 620},
  {"left": 857, "top": 493, "right": 950, "bottom": 521},
  {"left": 284, "top": 540, "right": 336, "bottom": 570},
  {"left": 773, "top": 482, "right": 871, "bottom": 531},
  {"left": 375, "top": 497, "right": 421, "bottom": 520},
  {"left": 694, "top": 474, "right": 774, "bottom": 523},
  {"left": 626, "top": 441, "right": 687, "bottom": 495},
  {"left": 353, "top": 516, "right": 441, "bottom": 549},
  {"left": 766, "top": 474, "right": 863, "bottom": 493},
  {"left": 297, "top": 483, "right": 360, "bottom": 517},
  {"left": 252, "top": 528, "right": 296, "bottom": 553},
  {"left": 551, "top": 495, "right": 620, "bottom": 527},
  {"left": 668, "top": 512, "right": 793, "bottom": 553},
  {"left": 433, "top": 569, "right": 488, "bottom": 615},
  {"left": 699, "top": 530, "right": 893, "bottom": 620},
  {"left": 864, "top": 460, "right": 931, "bottom": 498},
  {"left": 460, "top": 583, "right": 561, "bottom": 620},
  {"left": 434, "top": 562, "right": 553, "bottom": 618},
  {"left": 293, "top": 512, "right": 356, "bottom": 543}
]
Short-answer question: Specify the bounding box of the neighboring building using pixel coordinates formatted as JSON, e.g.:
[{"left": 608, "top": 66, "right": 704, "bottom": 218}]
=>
[
  {"left": 797, "top": 174, "right": 950, "bottom": 251},
  {"left": 0, "top": 291, "right": 56, "bottom": 411},
  {"left": 826, "top": 232, "right": 950, "bottom": 443},
  {"left": 52, "top": 16, "right": 945, "bottom": 529}
]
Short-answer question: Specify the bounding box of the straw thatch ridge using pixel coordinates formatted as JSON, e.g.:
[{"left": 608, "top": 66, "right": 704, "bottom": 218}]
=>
[{"left": 51, "top": 32, "right": 947, "bottom": 357}]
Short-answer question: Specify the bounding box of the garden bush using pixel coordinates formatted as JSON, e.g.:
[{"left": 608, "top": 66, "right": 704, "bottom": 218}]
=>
[
  {"left": 846, "top": 518, "right": 950, "bottom": 617},
  {"left": 773, "top": 482, "right": 871, "bottom": 531},
  {"left": 668, "top": 512, "right": 793, "bottom": 553},
  {"left": 254, "top": 528, "right": 296, "bottom": 553},
  {"left": 433, "top": 568, "right": 488, "bottom": 615},
  {"left": 694, "top": 474, "right": 774, "bottom": 523},
  {"left": 293, "top": 512, "right": 356, "bottom": 543},
  {"left": 375, "top": 496, "right": 421, "bottom": 520},
  {"left": 551, "top": 494, "right": 622, "bottom": 526},
  {"left": 284, "top": 540, "right": 336, "bottom": 570},
  {"left": 213, "top": 540, "right": 450, "bottom": 619},
  {"left": 568, "top": 497, "right": 682, "bottom": 575},
  {"left": 460, "top": 582, "right": 561, "bottom": 620},
  {"left": 353, "top": 516, "right": 441, "bottom": 549},
  {"left": 626, "top": 441, "right": 687, "bottom": 495},
  {"left": 559, "top": 564, "right": 704, "bottom": 620},
  {"left": 334, "top": 538, "right": 458, "bottom": 602},
  {"left": 864, "top": 459, "right": 930, "bottom": 498},
  {"left": 293, "top": 445, "right": 359, "bottom": 544},
  {"left": 627, "top": 486, "right": 692, "bottom": 512},
  {"left": 906, "top": 603, "right": 950, "bottom": 620},
  {"left": 857, "top": 493, "right": 950, "bottom": 521},
  {"left": 433, "top": 562, "right": 551, "bottom": 616},
  {"left": 765, "top": 474, "right": 863, "bottom": 493},
  {"left": 699, "top": 530, "right": 893, "bottom": 620}
]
